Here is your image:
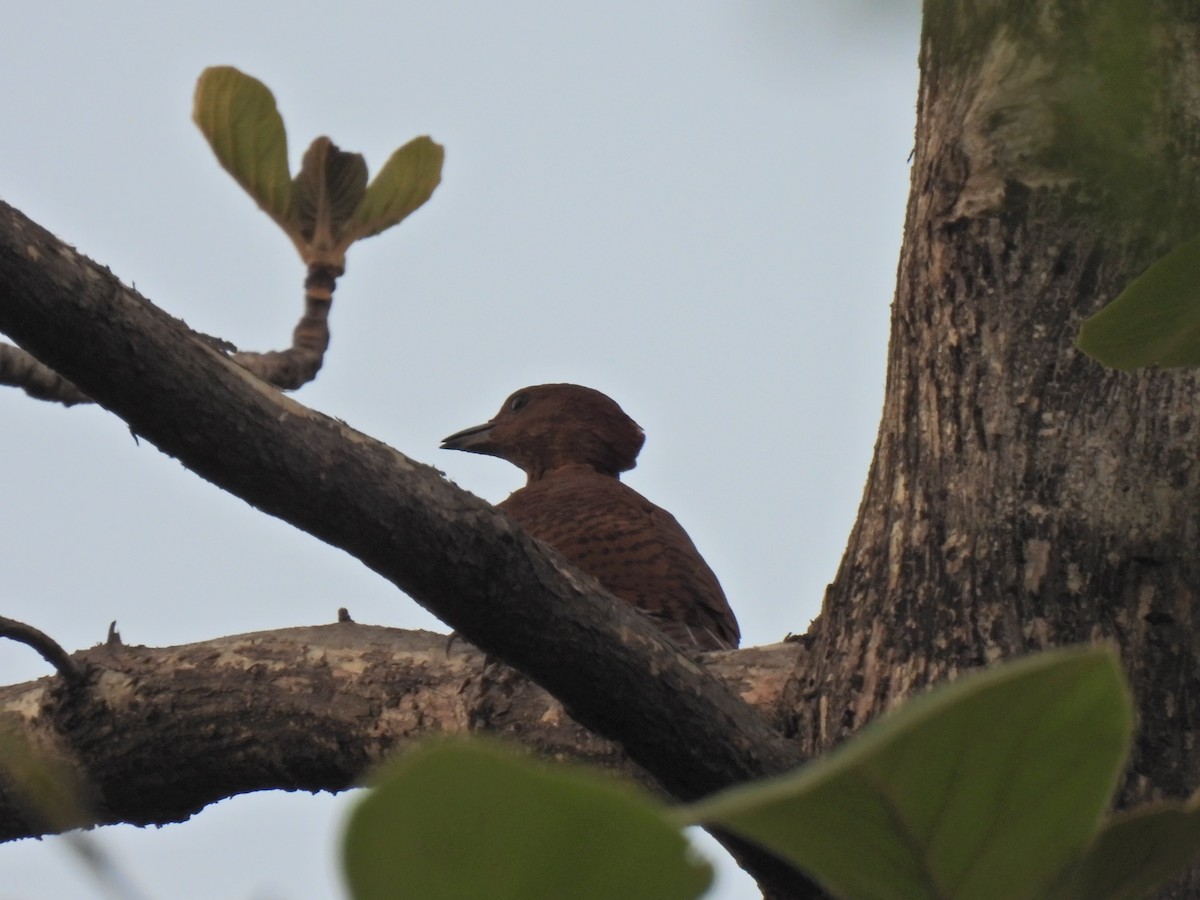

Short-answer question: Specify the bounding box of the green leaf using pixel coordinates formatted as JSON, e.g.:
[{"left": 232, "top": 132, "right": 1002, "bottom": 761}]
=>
[
  {"left": 193, "top": 67, "right": 441, "bottom": 268},
  {"left": 341, "top": 739, "right": 711, "bottom": 900},
  {"left": 346, "top": 136, "right": 444, "bottom": 241},
  {"left": 683, "top": 647, "right": 1132, "bottom": 900},
  {"left": 192, "top": 66, "right": 293, "bottom": 227},
  {"left": 0, "top": 724, "right": 93, "bottom": 832},
  {"left": 1052, "top": 799, "right": 1200, "bottom": 900},
  {"left": 1077, "top": 234, "right": 1200, "bottom": 369},
  {"left": 0, "top": 726, "right": 142, "bottom": 897},
  {"left": 290, "top": 136, "right": 368, "bottom": 266}
]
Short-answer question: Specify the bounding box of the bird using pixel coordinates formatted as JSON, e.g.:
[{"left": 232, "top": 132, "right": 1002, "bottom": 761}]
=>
[{"left": 441, "top": 383, "right": 740, "bottom": 651}]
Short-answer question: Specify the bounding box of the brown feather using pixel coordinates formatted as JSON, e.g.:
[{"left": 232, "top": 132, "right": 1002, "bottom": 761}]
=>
[{"left": 442, "top": 384, "right": 740, "bottom": 650}]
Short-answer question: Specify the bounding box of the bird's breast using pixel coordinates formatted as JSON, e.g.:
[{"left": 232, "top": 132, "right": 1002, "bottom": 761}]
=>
[{"left": 497, "top": 468, "right": 740, "bottom": 650}]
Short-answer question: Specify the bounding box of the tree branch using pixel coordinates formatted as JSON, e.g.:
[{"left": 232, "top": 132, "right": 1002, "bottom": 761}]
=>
[
  {"left": 0, "top": 616, "right": 82, "bottom": 685},
  {"left": 0, "top": 202, "right": 818, "bottom": 897},
  {"left": 228, "top": 261, "right": 338, "bottom": 389},
  {"left": 0, "top": 341, "right": 90, "bottom": 405},
  {"left": 0, "top": 259, "right": 337, "bottom": 403},
  {"left": 0, "top": 625, "right": 801, "bottom": 839}
]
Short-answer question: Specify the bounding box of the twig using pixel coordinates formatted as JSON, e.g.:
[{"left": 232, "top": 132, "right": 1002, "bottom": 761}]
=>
[
  {"left": 0, "top": 342, "right": 91, "bottom": 405},
  {"left": 0, "top": 615, "right": 83, "bottom": 684},
  {"left": 230, "top": 262, "right": 338, "bottom": 390},
  {"left": 3, "top": 262, "right": 340, "bottom": 405}
]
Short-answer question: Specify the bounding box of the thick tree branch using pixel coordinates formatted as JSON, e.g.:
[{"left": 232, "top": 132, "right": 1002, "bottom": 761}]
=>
[
  {"left": 0, "top": 202, "right": 816, "bottom": 896},
  {"left": 0, "top": 625, "right": 803, "bottom": 842}
]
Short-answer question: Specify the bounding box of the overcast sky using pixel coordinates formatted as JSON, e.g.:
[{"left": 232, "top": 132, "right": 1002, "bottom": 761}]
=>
[{"left": 1, "top": 3, "right": 920, "bottom": 897}]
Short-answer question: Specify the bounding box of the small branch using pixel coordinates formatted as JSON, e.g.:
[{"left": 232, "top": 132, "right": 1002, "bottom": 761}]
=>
[
  {"left": 0, "top": 616, "right": 83, "bottom": 685},
  {"left": 0, "top": 342, "right": 90, "bottom": 405},
  {"left": 3, "top": 262, "right": 340, "bottom": 405},
  {"left": 232, "top": 262, "right": 338, "bottom": 390}
]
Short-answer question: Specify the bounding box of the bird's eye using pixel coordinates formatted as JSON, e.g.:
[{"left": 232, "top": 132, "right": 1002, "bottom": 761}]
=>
[{"left": 509, "top": 392, "right": 530, "bottom": 412}]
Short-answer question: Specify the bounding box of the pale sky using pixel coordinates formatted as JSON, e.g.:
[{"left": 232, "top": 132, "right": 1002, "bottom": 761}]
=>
[{"left": 0, "top": 3, "right": 920, "bottom": 897}]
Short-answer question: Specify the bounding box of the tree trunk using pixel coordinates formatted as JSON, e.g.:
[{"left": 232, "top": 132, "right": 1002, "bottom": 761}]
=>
[{"left": 790, "top": 3, "right": 1200, "bottom": 895}]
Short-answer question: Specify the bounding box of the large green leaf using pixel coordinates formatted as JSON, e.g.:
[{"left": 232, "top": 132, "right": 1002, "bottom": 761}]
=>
[
  {"left": 192, "top": 66, "right": 293, "bottom": 227},
  {"left": 341, "top": 739, "right": 711, "bottom": 900},
  {"left": 1077, "top": 234, "right": 1200, "bottom": 369},
  {"left": 682, "top": 647, "right": 1132, "bottom": 900},
  {"left": 347, "top": 136, "right": 444, "bottom": 241},
  {"left": 1053, "top": 799, "right": 1200, "bottom": 900}
]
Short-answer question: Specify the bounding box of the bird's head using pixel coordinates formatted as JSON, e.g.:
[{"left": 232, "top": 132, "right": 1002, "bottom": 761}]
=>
[{"left": 441, "top": 383, "right": 646, "bottom": 481}]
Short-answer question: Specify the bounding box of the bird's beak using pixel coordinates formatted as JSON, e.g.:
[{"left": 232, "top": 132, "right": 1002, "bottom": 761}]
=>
[{"left": 440, "top": 421, "right": 497, "bottom": 454}]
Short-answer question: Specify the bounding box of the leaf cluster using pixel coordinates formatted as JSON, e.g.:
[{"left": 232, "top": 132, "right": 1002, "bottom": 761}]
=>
[{"left": 193, "top": 66, "right": 443, "bottom": 271}]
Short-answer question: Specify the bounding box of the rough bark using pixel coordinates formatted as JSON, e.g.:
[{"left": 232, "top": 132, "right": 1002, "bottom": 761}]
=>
[
  {"left": 0, "top": 623, "right": 802, "bottom": 842},
  {"left": 791, "top": 3, "right": 1200, "bottom": 895}
]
